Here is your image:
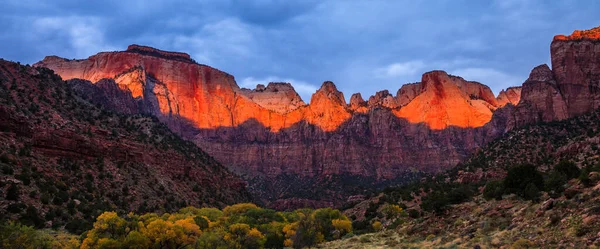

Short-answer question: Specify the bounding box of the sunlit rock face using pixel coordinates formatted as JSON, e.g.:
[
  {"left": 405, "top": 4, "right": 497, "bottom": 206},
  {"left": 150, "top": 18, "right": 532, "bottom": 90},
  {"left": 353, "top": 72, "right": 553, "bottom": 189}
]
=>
[
  {"left": 496, "top": 87, "right": 522, "bottom": 107},
  {"left": 553, "top": 26, "right": 600, "bottom": 41},
  {"left": 394, "top": 71, "right": 499, "bottom": 130}
]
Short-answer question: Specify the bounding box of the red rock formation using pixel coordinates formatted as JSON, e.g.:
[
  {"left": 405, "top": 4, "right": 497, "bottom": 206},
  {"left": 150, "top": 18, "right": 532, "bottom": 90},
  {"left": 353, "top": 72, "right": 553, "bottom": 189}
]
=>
[
  {"left": 394, "top": 71, "right": 497, "bottom": 130},
  {"left": 496, "top": 87, "right": 522, "bottom": 107}
]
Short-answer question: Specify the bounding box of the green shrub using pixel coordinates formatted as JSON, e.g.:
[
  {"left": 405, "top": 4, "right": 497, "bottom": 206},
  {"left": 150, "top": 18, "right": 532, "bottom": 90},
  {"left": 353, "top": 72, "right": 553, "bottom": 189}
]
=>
[
  {"left": 504, "top": 164, "right": 543, "bottom": 198},
  {"left": 554, "top": 160, "right": 580, "bottom": 179},
  {"left": 6, "top": 183, "right": 19, "bottom": 200},
  {"left": 523, "top": 183, "right": 540, "bottom": 202},
  {"left": 545, "top": 171, "right": 567, "bottom": 197},
  {"left": 483, "top": 180, "right": 504, "bottom": 200}
]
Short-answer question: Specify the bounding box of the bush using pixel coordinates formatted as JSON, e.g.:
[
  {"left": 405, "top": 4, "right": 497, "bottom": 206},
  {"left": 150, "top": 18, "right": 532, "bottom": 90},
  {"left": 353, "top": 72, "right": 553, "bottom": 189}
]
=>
[
  {"left": 522, "top": 183, "right": 540, "bottom": 202},
  {"left": 483, "top": 181, "right": 504, "bottom": 200},
  {"left": 6, "top": 184, "right": 19, "bottom": 201},
  {"left": 504, "top": 164, "right": 543, "bottom": 198},
  {"left": 545, "top": 171, "right": 567, "bottom": 197},
  {"left": 511, "top": 238, "right": 534, "bottom": 249},
  {"left": 554, "top": 160, "right": 580, "bottom": 179}
]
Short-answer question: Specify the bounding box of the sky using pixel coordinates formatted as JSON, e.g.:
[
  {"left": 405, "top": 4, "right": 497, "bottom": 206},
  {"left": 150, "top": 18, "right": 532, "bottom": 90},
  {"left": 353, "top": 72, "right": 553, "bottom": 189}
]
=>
[{"left": 0, "top": 0, "right": 598, "bottom": 102}]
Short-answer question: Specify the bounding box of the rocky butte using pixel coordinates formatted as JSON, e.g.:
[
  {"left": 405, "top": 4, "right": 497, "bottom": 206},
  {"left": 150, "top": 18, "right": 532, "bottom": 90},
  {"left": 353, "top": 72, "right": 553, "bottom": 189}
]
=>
[{"left": 34, "top": 26, "right": 600, "bottom": 208}]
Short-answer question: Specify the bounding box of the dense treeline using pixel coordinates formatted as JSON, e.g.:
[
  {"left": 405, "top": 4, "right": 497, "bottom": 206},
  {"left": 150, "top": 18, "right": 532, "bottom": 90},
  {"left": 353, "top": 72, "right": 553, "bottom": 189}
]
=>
[{"left": 0, "top": 203, "right": 354, "bottom": 249}]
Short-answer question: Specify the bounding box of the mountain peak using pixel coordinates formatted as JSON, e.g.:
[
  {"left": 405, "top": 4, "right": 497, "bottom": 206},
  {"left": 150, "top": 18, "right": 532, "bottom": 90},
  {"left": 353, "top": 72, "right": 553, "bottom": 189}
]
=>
[{"left": 311, "top": 81, "right": 346, "bottom": 106}]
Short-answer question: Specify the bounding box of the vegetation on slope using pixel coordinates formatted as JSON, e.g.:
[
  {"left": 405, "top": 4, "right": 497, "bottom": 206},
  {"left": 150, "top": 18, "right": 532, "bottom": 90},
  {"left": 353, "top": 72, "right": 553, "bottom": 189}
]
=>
[{"left": 0, "top": 60, "right": 250, "bottom": 234}]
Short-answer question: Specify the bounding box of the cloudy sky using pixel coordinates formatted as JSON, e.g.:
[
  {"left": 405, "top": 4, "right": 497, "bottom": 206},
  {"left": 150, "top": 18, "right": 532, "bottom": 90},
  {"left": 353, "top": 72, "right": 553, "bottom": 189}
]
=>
[{"left": 1, "top": 0, "right": 598, "bottom": 102}]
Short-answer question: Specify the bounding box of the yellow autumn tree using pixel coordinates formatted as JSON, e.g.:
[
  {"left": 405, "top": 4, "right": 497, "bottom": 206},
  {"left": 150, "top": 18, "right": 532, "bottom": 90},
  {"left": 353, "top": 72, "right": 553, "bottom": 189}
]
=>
[
  {"left": 382, "top": 204, "right": 404, "bottom": 219},
  {"left": 81, "top": 212, "right": 128, "bottom": 249},
  {"left": 372, "top": 221, "right": 382, "bottom": 231},
  {"left": 331, "top": 219, "right": 352, "bottom": 238},
  {"left": 223, "top": 203, "right": 259, "bottom": 216}
]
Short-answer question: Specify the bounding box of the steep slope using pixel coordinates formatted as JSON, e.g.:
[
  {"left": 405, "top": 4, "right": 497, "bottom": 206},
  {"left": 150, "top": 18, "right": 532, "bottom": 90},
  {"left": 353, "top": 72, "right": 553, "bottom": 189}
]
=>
[{"left": 0, "top": 60, "right": 250, "bottom": 232}]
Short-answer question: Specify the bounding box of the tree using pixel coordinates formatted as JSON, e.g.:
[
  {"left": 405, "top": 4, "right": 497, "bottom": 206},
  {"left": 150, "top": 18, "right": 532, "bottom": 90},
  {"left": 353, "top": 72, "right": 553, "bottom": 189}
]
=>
[
  {"left": 223, "top": 203, "right": 259, "bottom": 216},
  {"left": 6, "top": 184, "right": 19, "bottom": 201},
  {"left": 381, "top": 204, "right": 404, "bottom": 219},
  {"left": 123, "top": 231, "right": 151, "bottom": 249},
  {"left": 483, "top": 181, "right": 504, "bottom": 200},
  {"left": 554, "top": 160, "right": 580, "bottom": 179},
  {"left": 504, "top": 164, "right": 543, "bottom": 198},
  {"left": 331, "top": 219, "right": 352, "bottom": 238},
  {"left": 372, "top": 221, "right": 383, "bottom": 231},
  {"left": 523, "top": 183, "right": 540, "bottom": 202},
  {"left": 545, "top": 171, "right": 568, "bottom": 197}
]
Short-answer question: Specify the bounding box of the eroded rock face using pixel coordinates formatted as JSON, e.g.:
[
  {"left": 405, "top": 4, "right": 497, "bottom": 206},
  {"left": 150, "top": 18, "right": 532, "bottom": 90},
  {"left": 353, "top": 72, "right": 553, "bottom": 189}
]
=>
[{"left": 509, "top": 26, "right": 600, "bottom": 126}]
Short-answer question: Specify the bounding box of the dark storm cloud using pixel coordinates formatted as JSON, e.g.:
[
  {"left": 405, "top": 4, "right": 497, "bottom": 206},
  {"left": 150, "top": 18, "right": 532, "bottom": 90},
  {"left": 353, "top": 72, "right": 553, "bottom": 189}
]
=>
[{"left": 0, "top": 0, "right": 599, "bottom": 102}]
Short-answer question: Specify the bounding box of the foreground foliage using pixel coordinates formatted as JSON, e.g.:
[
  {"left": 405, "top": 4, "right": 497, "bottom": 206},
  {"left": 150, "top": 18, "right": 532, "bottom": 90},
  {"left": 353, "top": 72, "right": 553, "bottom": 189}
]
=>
[{"left": 0, "top": 203, "right": 352, "bottom": 249}]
